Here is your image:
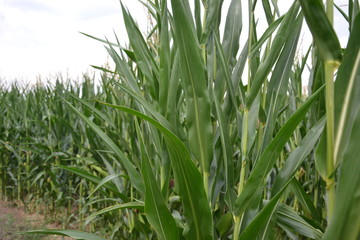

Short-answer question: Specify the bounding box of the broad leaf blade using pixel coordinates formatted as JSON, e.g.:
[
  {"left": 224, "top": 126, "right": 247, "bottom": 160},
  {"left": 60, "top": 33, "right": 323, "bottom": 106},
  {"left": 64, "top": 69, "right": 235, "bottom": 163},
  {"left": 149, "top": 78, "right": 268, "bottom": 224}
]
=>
[
  {"left": 299, "top": 0, "right": 342, "bottom": 63},
  {"left": 135, "top": 121, "right": 180, "bottom": 240},
  {"left": 170, "top": 0, "right": 213, "bottom": 178}
]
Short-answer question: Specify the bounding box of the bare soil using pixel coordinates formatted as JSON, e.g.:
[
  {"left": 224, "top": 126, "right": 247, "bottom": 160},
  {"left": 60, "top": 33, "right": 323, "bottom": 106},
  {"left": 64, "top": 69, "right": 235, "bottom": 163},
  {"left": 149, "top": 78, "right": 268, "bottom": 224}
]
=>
[{"left": 0, "top": 201, "right": 72, "bottom": 240}]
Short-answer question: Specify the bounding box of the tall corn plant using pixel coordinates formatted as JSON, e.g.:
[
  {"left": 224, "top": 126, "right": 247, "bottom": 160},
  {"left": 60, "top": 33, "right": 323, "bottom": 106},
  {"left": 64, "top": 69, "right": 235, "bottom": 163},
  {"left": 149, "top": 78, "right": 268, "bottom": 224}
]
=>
[
  {"left": 26, "top": 0, "right": 360, "bottom": 239},
  {"left": 0, "top": 78, "right": 114, "bottom": 228}
]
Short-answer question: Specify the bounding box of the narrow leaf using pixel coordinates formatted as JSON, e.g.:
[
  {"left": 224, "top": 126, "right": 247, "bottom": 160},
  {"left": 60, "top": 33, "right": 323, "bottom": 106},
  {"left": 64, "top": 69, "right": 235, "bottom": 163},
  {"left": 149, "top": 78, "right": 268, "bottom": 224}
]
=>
[
  {"left": 24, "top": 230, "right": 106, "bottom": 240},
  {"left": 272, "top": 117, "right": 325, "bottom": 195},
  {"left": 85, "top": 202, "right": 144, "bottom": 225},
  {"left": 277, "top": 204, "right": 323, "bottom": 239},
  {"left": 62, "top": 98, "right": 144, "bottom": 195},
  {"left": 233, "top": 85, "right": 324, "bottom": 216},
  {"left": 239, "top": 179, "right": 292, "bottom": 240}
]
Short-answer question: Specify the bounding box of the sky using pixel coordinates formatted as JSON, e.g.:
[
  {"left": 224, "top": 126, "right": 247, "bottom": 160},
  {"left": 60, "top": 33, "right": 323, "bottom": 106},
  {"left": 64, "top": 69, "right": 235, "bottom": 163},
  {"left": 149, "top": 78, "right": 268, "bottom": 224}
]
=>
[
  {"left": 0, "top": 0, "right": 148, "bottom": 84},
  {"left": 0, "top": 0, "right": 349, "bottom": 85}
]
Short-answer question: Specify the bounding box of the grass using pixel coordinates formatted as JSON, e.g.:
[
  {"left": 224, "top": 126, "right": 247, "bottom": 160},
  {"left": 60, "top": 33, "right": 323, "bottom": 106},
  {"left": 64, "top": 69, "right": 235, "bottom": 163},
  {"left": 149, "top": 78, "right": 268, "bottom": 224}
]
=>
[{"left": 1, "top": 0, "right": 360, "bottom": 239}]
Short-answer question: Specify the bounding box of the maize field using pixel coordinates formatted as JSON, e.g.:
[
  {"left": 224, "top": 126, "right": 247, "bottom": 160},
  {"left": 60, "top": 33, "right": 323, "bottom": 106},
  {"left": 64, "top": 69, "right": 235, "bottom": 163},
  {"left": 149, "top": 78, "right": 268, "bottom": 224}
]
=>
[{"left": 1, "top": 0, "right": 360, "bottom": 239}]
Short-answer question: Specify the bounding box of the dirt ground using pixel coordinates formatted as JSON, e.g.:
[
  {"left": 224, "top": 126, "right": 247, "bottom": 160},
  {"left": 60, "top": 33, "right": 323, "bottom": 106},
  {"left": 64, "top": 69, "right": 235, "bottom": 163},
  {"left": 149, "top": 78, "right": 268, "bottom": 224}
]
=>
[{"left": 0, "top": 201, "right": 72, "bottom": 240}]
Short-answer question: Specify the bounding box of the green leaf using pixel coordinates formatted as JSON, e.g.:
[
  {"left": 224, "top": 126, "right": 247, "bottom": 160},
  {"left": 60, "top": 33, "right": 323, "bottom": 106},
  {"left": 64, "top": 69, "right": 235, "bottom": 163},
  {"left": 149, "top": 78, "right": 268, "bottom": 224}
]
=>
[
  {"left": 272, "top": 117, "right": 325, "bottom": 195},
  {"left": 290, "top": 178, "right": 321, "bottom": 222},
  {"left": 62, "top": 98, "right": 144, "bottom": 195},
  {"left": 105, "top": 43, "right": 163, "bottom": 155},
  {"left": 211, "top": 87, "right": 234, "bottom": 191},
  {"left": 261, "top": 13, "right": 303, "bottom": 152},
  {"left": 24, "top": 230, "right": 106, "bottom": 240},
  {"left": 85, "top": 202, "right": 144, "bottom": 225},
  {"left": 322, "top": 108, "right": 360, "bottom": 240},
  {"left": 87, "top": 174, "right": 126, "bottom": 199},
  {"left": 80, "top": 32, "right": 136, "bottom": 61},
  {"left": 159, "top": 0, "right": 171, "bottom": 115},
  {"left": 322, "top": 16, "right": 360, "bottom": 239},
  {"left": 314, "top": 130, "right": 327, "bottom": 179},
  {"left": 170, "top": 0, "right": 213, "bottom": 177},
  {"left": 261, "top": 0, "right": 274, "bottom": 24},
  {"left": 239, "top": 178, "right": 292, "bottom": 240},
  {"left": 68, "top": 93, "right": 116, "bottom": 129},
  {"left": 277, "top": 204, "right": 323, "bottom": 240},
  {"left": 116, "top": 84, "right": 175, "bottom": 132},
  {"left": 102, "top": 103, "right": 213, "bottom": 240},
  {"left": 213, "top": 33, "right": 238, "bottom": 109},
  {"left": 166, "top": 51, "right": 182, "bottom": 129},
  {"left": 214, "top": 0, "right": 242, "bottom": 99},
  {"left": 233, "top": 85, "right": 324, "bottom": 216},
  {"left": 135, "top": 121, "right": 180, "bottom": 240},
  {"left": 299, "top": 0, "right": 342, "bottom": 63},
  {"left": 222, "top": 0, "right": 242, "bottom": 68},
  {"left": 121, "top": 3, "right": 159, "bottom": 83},
  {"left": 315, "top": 13, "right": 360, "bottom": 179},
  {"left": 200, "top": 0, "right": 223, "bottom": 45},
  {"left": 246, "top": 2, "right": 300, "bottom": 107},
  {"left": 215, "top": 211, "right": 233, "bottom": 238},
  {"left": 333, "top": 14, "right": 360, "bottom": 166},
  {"left": 249, "top": 16, "right": 284, "bottom": 58},
  {"left": 194, "top": 0, "right": 202, "bottom": 40},
  {"left": 58, "top": 165, "right": 127, "bottom": 202}
]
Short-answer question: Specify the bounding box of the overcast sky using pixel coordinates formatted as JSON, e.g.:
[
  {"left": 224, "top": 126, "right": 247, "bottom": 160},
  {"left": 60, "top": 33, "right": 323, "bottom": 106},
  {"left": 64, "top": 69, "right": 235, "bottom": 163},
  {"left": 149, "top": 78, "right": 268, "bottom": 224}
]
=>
[
  {"left": 0, "top": 0, "right": 148, "bottom": 84},
  {"left": 0, "top": 0, "right": 349, "bottom": 85}
]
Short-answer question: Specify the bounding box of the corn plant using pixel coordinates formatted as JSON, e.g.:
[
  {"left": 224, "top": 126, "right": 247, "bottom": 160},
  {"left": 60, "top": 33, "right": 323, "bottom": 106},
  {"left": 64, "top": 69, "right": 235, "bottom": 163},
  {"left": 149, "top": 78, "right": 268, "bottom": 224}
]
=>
[
  {"left": 10, "top": 0, "right": 360, "bottom": 239},
  {"left": 1, "top": 78, "right": 108, "bottom": 227}
]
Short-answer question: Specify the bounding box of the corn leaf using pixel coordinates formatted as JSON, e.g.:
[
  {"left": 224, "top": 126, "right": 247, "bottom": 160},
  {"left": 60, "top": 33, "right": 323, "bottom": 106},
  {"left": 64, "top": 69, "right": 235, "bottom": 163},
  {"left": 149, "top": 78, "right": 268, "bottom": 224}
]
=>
[
  {"left": 277, "top": 204, "right": 323, "bottom": 239},
  {"left": 85, "top": 202, "right": 144, "bottom": 225},
  {"left": 62, "top": 98, "right": 144, "bottom": 195},
  {"left": 299, "top": 0, "right": 342, "bottom": 63},
  {"left": 315, "top": 13, "right": 360, "bottom": 178},
  {"left": 135, "top": 121, "right": 180, "bottom": 240},
  {"left": 272, "top": 117, "right": 325, "bottom": 195},
  {"left": 102, "top": 103, "right": 213, "bottom": 239},
  {"left": 233, "top": 85, "right": 324, "bottom": 216},
  {"left": 333, "top": 14, "right": 360, "bottom": 166},
  {"left": 170, "top": 0, "right": 213, "bottom": 177},
  {"left": 246, "top": 2, "right": 300, "bottom": 107},
  {"left": 322, "top": 108, "right": 360, "bottom": 240},
  {"left": 322, "top": 15, "right": 360, "bottom": 240},
  {"left": 24, "top": 230, "right": 106, "bottom": 240},
  {"left": 239, "top": 179, "right": 292, "bottom": 240}
]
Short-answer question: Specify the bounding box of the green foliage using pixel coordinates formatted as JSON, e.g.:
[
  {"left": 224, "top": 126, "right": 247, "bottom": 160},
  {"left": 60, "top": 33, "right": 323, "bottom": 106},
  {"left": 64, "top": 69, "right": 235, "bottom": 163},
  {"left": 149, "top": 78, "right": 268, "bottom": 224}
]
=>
[{"left": 1, "top": 0, "right": 360, "bottom": 240}]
